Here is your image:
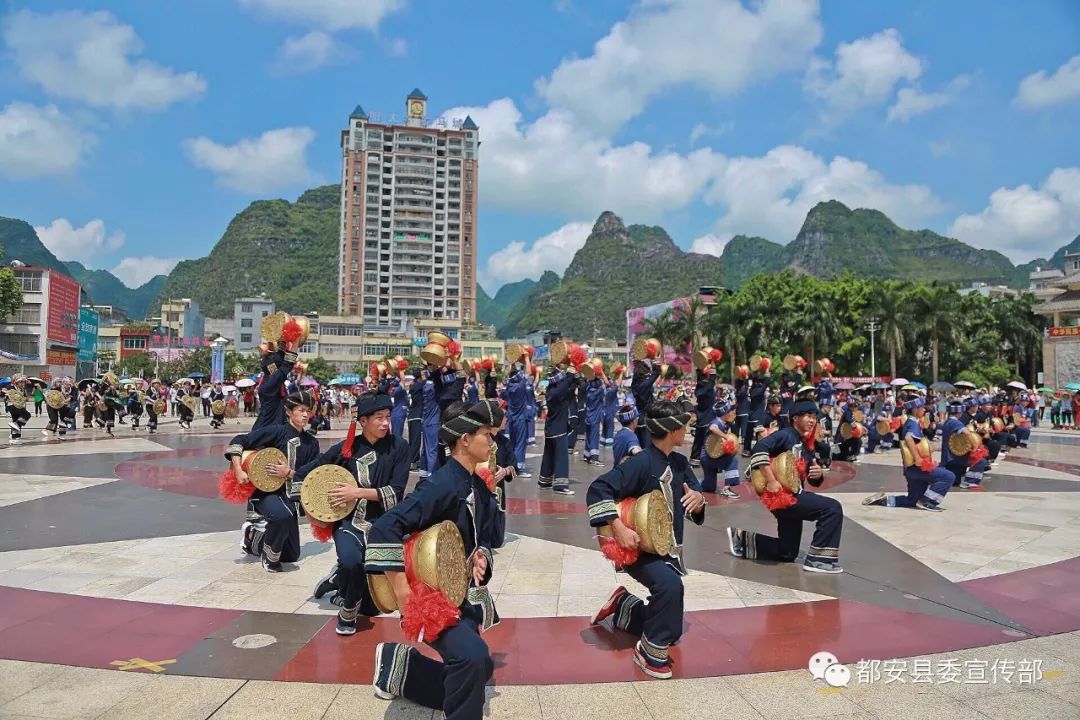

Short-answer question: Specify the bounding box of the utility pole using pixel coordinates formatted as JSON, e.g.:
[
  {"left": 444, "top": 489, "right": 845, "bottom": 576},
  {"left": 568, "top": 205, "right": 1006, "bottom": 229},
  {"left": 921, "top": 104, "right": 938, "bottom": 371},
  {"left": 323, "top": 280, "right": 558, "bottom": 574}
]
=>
[{"left": 864, "top": 318, "right": 879, "bottom": 378}]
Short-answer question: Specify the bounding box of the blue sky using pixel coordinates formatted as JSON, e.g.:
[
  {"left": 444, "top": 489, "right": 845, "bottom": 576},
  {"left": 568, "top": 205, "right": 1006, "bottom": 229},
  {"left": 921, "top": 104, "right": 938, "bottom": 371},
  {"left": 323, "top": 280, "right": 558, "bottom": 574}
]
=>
[{"left": 1, "top": 0, "right": 1078, "bottom": 292}]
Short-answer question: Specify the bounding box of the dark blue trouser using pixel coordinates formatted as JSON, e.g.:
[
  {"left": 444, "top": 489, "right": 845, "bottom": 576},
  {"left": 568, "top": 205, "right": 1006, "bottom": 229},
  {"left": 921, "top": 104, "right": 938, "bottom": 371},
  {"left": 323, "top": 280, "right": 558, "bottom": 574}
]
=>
[
  {"left": 568, "top": 413, "right": 581, "bottom": 450},
  {"left": 740, "top": 415, "right": 755, "bottom": 453},
  {"left": 612, "top": 554, "right": 684, "bottom": 655},
  {"left": 540, "top": 434, "right": 569, "bottom": 489},
  {"left": 526, "top": 410, "right": 536, "bottom": 443},
  {"left": 407, "top": 418, "right": 422, "bottom": 464},
  {"left": 893, "top": 466, "right": 954, "bottom": 507},
  {"left": 492, "top": 482, "right": 507, "bottom": 548},
  {"left": 700, "top": 452, "right": 739, "bottom": 492},
  {"left": 332, "top": 524, "right": 378, "bottom": 615},
  {"left": 391, "top": 409, "right": 407, "bottom": 439},
  {"left": 945, "top": 460, "right": 968, "bottom": 487},
  {"left": 635, "top": 424, "right": 652, "bottom": 450},
  {"left": 508, "top": 414, "right": 528, "bottom": 472},
  {"left": 602, "top": 411, "right": 614, "bottom": 443},
  {"left": 252, "top": 493, "right": 300, "bottom": 563},
  {"left": 421, "top": 419, "right": 439, "bottom": 474},
  {"left": 584, "top": 418, "right": 600, "bottom": 460},
  {"left": 690, "top": 422, "right": 709, "bottom": 462},
  {"left": 394, "top": 616, "right": 493, "bottom": 720},
  {"left": 744, "top": 491, "right": 843, "bottom": 567}
]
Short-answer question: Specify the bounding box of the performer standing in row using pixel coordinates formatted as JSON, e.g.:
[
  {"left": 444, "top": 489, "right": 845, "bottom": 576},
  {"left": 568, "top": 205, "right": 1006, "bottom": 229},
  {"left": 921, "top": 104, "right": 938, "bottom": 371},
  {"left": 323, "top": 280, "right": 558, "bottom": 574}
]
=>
[
  {"left": 588, "top": 400, "right": 706, "bottom": 679},
  {"left": 227, "top": 390, "right": 319, "bottom": 572},
  {"left": 297, "top": 391, "right": 410, "bottom": 634},
  {"left": 525, "top": 367, "right": 538, "bottom": 447},
  {"left": 690, "top": 366, "right": 716, "bottom": 467},
  {"left": 582, "top": 369, "right": 605, "bottom": 466},
  {"left": 367, "top": 400, "right": 503, "bottom": 719},
  {"left": 601, "top": 369, "right": 619, "bottom": 447},
  {"left": 145, "top": 380, "right": 164, "bottom": 434},
  {"left": 208, "top": 383, "right": 226, "bottom": 429},
  {"left": 389, "top": 370, "right": 409, "bottom": 440},
  {"left": 539, "top": 365, "right": 575, "bottom": 495},
  {"left": 252, "top": 342, "right": 297, "bottom": 430},
  {"left": 630, "top": 358, "right": 661, "bottom": 448},
  {"left": 407, "top": 367, "right": 424, "bottom": 469},
  {"left": 727, "top": 398, "right": 845, "bottom": 573},
  {"left": 502, "top": 358, "right": 532, "bottom": 478},
  {"left": 744, "top": 370, "right": 768, "bottom": 454}
]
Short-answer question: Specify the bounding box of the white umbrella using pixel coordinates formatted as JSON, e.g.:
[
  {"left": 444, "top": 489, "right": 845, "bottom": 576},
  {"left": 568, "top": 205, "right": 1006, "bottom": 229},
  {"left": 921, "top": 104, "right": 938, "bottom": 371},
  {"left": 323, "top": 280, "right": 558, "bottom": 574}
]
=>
[
  {"left": 890, "top": 378, "right": 909, "bottom": 386},
  {"left": 222, "top": 385, "right": 237, "bottom": 393},
  {"left": 235, "top": 378, "right": 256, "bottom": 388},
  {"left": 1006, "top": 380, "right": 1028, "bottom": 391}
]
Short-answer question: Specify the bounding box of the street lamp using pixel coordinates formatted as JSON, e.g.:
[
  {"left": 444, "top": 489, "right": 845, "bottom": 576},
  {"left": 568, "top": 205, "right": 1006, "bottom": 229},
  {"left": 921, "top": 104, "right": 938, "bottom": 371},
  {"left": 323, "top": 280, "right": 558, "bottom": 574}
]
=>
[{"left": 864, "top": 318, "right": 880, "bottom": 378}]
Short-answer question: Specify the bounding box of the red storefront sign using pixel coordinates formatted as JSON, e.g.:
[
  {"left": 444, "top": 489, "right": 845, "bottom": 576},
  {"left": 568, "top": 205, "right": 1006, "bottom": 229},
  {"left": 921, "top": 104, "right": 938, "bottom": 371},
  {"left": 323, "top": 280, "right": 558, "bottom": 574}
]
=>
[
  {"left": 1047, "top": 326, "right": 1080, "bottom": 337},
  {"left": 46, "top": 271, "right": 80, "bottom": 346}
]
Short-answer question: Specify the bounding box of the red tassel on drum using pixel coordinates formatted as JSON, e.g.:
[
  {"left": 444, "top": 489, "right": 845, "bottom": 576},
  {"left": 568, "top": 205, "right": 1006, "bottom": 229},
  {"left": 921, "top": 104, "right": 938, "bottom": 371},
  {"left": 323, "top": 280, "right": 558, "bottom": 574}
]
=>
[
  {"left": 598, "top": 535, "right": 640, "bottom": 569},
  {"left": 709, "top": 348, "right": 723, "bottom": 362},
  {"left": 968, "top": 445, "right": 988, "bottom": 467},
  {"left": 402, "top": 582, "right": 461, "bottom": 643},
  {"left": 310, "top": 520, "right": 334, "bottom": 543},
  {"left": 918, "top": 456, "right": 937, "bottom": 473},
  {"left": 721, "top": 438, "right": 737, "bottom": 455},
  {"left": 446, "top": 340, "right": 462, "bottom": 358},
  {"left": 567, "top": 344, "right": 587, "bottom": 369},
  {"left": 281, "top": 318, "right": 303, "bottom": 343},
  {"left": 476, "top": 466, "right": 496, "bottom": 492},
  {"left": 852, "top": 425, "right": 864, "bottom": 439},
  {"left": 760, "top": 486, "right": 797, "bottom": 511},
  {"left": 219, "top": 469, "right": 255, "bottom": 504}
]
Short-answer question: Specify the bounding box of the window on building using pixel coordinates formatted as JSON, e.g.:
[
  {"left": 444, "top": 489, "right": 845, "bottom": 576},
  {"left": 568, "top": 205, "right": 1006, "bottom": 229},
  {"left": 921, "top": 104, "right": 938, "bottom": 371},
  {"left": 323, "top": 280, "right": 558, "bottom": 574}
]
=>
[
  {"left": 0, "top": 333, "right": 37, "bottom": 355},
  {"left": 9, "top": 303, "right": 41, "bottom": 324},
  {"left": 240, "top": 333, "right": 252, "bottom": 343},
  {"left": 240, "top": 318, "right": 253, "bottom": 328},
  {"left": 241, "top": 303, "right": 253, "bottom": 313},
  {"left": 13, "top": 270, "right": 42, "bottom": 293},
  {"left": 261, "top": 310, "right": 269, "bottom": 317},
  {"left": 122, "top": 337, "right": 147, "bottom": 349}
]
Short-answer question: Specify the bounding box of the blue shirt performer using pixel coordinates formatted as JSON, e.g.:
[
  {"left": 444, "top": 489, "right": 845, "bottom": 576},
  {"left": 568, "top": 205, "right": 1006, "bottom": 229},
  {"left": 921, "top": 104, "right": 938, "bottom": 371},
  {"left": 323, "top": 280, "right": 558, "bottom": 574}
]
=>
[
  {"left": 587, "top": 400, "right": 706, "bottom": 680},
  {"left": 727, "top": 399, "right": 845, "bottom": 574},
  {"left": 366, "top": 400, "right": 504, "bottom": 719},
  {"left": 501, "top": 358, "right": 533, "bottom": 477},
  {"left": 611, "top": 404, "right": 643, "bottom": 468},
  {"left": 699, "top": 401, "right": 740, "bottom": 497},
  {"left": 601, "top": 371, "right": 620, "bottom": 446},
  {"left": 863, "top": 398, "right": 954, "bottom": 511},
  {"left": 252, "top": 342, "right": 298, "bottom": 431},
  {"left": 689, "top": 366, "right": 717, "bottom": 466}
]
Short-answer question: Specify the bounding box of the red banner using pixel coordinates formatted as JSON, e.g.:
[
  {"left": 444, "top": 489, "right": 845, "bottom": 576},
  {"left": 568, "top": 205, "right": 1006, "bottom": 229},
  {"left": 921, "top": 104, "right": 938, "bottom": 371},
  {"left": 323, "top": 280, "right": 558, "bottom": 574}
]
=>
[
  {"left": 46, "top": 271, "right": 80, "bottom": 346},
  {"left": 1047, "top": 326, "right": 1080, "bottom": 338},
  {"left": 46, "top": 349, "right": 76, "bottom": 366}
]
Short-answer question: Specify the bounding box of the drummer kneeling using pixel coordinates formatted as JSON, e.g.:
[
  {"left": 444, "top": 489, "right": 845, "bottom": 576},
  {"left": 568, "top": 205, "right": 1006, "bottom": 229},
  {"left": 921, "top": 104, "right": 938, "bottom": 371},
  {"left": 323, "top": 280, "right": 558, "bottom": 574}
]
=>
[
  {"left": 588, "top": 400, "right": 707, "bottom": 680},
  {"left": 727, "top": 399, "right": 845, "bottom": 574}
]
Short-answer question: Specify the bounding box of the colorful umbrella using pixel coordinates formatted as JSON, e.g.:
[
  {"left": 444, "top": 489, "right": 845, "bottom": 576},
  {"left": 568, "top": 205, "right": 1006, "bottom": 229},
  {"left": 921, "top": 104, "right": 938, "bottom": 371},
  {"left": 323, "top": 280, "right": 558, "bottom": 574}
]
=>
[
  {"left": 930, "top": 381, "right": 955, "bottom": 391},
  {"left": 1065, "top": 382, "right": 1080, "bottom": 391},
  {"left": 834, "top": 381, "right": 856, "bottom": 390},
  {"left": 300, "top": 377, "right": 319, "bottom": 387},
  {"left": 890, "top": 378, "right": 909, "bottom": 386},
  {"left": 1037, "top": 387, "right": 1057, "bottom": 394}
]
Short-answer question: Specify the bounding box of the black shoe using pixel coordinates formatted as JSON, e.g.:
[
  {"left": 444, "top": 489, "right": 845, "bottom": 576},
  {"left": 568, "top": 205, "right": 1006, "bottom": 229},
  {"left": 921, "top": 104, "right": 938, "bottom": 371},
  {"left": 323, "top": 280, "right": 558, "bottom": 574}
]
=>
[
  {"left": 537, "top": 478, "right": 553, "bottom": 488},
  {"left": 314, "top": 568, "right": 339, "bottom": 599},
  {"left": 336, "top": 613, "right": 357, "bottom": 636},
  {"left": 262, "top": 554, "right": 283, "bottom": 572},
  {"left": 553, "top": 485, "right": 575, "bottom": 496},
  {"left": 373, "top": 643, "right": 397, "bottom": 698}
]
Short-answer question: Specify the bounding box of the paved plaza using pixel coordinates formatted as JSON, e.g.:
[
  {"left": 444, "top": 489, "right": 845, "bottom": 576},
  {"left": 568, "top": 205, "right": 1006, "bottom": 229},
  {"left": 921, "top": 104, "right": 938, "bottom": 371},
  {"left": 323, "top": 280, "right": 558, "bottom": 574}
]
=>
[{"left": 1, "top": 413, "right": 1079, "bottom": 719}]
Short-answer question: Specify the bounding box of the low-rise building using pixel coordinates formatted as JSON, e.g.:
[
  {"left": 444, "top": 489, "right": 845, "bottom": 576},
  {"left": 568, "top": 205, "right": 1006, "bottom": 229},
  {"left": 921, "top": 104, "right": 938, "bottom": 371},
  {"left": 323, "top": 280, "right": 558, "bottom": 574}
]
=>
[
  {"left": 234, "top": 297, "right": 275, "bottom": 353},
  {"left": 957, "top": 282, "right": 1019, "bottom": 299},
  {"left": 159, "top": 298, "right": 206, "bottom": 345},
  {"left": 0, "top": 265, "right": 81, "bottom": 378}
]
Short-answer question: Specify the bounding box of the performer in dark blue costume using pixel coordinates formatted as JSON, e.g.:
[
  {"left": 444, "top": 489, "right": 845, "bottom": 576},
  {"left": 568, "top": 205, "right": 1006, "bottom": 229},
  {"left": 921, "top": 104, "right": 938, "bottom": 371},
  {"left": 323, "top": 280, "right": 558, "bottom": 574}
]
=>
[
  {"left": 630, "top": 358, "right": 661, "bottom": 447},
  {"left": 525, "top": 368, "right": 538, "bottom": 447},
  {"left": 539, "top": 366, "right": 575, "bottom": 495},
  {"left": 588, "top": 400, "right": 706, "bottom": 679},
  {"left": 699, "top": 401, "right": 740, "bottom": 497},
  {"left": 611, "top": 405, "right": 643, "bottom": 467},
  {"left": 367, "top": 400, "right": 503, "bottom": 720},
  {"left": 502, "top": 358, "right": 532, "bottom": 477},
  {"left": 744, "top": 370, "right": 769, "bottom": 454},
  {"left": 689, "top": 366, "right": 717, "bottom": 467},
  {"left": 727, "top": 399, "right": 845, "bottom": 574},
  {"left": 601, "top": 373, "right": 619, "bottom": 447},
  {"left": 863, "top": 398, "right": 953, "bottom": 511},
  {"left": 583, "top": 371, "right": 606, "bottom": 466},
  {"left": 388, "top": 372, "right": 409, "bottom": 439},
  {"left": 228, "top": 390, "right": 320, "bottom": 573},
  {"left": 406, "top": 367, "right": 424, "bottom": 468},
  {"left": 296, "top": 391, "right": 410, "bottom": 634},
  {"left": 251, "top": 342, "right": 298, "bottom": 431}
]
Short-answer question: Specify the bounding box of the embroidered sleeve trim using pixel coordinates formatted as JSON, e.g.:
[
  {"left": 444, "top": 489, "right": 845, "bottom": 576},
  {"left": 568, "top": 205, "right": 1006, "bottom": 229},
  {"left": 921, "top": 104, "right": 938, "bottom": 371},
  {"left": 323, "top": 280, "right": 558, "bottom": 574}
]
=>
[
  {"left": 365, "top": 543, "right": 405, "bottom": 572},
  {"left": 283, "top": 351, "right": 299, "bottom": 363},
  {"left": 378, "top": 485, "right": 398, "bottom": 510},
  {"left": 226, "top": 443, "right": 243, "bottom": 457},
  {"left": 748, "top": 452, "right": 770, "bottom": 469},
  {"left": 588, "top": 499, "right": 618, "bottom": 522}
]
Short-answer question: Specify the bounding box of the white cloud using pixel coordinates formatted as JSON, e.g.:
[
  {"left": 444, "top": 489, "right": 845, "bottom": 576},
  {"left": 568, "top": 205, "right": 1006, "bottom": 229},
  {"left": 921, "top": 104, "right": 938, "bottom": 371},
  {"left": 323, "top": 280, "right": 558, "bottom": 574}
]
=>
[
  {"left": 928, "top": 140, "right": 953, "bottom": 157},
  {"left": 481, "top": 221, "right": 592, "bottom": 290},
  {"left": 441, "top": 99, "right": 724, "bottom": 219},
  {"left": 0, "top": 102, "right": 95, "bottom": 179},
  {"left": 689, "top": 121, "right": 733, "bottom": 146},
  {"left": 237, "top": 0, "right": 405, "bottom": 31},
  {"left": 2, "top": 10, "right": 206, "bottom": 111},
  {"left": 183, "top": 127, "right": 317, "bottom": 193},
  {"left": 689, "top": 233, "right": 732, "bottom": 257},
  {"left": 537, "top": 0, "right": 822, "bottom": 135},
  {"left": 806, "top": 28, "right": 922, "bottom": 120},
  {"left": 1015, "top": 55, "right": 1080, "bottom": 109},
  {"left": 34, "top": 218, "right": 125, "bottom": 265},
  {"left": 704, "top": 145, "right": 947, "bottom": 242},
  {"left": 948, "top": 168, "right": 1080, "bottom": 261},
  {"left": 386, "top": 38, "right": 408, "bottom": 57},
  {"left": 111, "top": 256, "right": 181, "bottom": 287},
  {"left": 274, "top": 30, "right": 352, "bottom": 73},
  {"left": 887, "top": 74, "right": 970, "bottom": 123}
]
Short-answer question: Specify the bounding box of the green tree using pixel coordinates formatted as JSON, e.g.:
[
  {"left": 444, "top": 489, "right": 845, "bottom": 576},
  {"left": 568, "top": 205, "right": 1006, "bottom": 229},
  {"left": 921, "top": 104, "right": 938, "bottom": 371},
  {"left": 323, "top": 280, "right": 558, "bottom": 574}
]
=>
[
  {"left": 117, "top": 352, "right": 157, "bottom": 379},
  {"left": 302, "top": 356, "right": 337, "bottom": 384},
  {"left": 794, "top": 277, "right": 841, "bottom": 377},
  {"left": 911, "top": 283, "right": 961, "bottom": 383},
  {"left": 642, "top": 309, "right": 681, "bottom": 353},
  {"left": 872, "top": 280, "right": 910, "bottom": 379},
  {"left": 671, "top": 296, "right": 709, "bottom": 352},
  {"left": 0, "top": 266, "right": 21, "bottom": 322}
]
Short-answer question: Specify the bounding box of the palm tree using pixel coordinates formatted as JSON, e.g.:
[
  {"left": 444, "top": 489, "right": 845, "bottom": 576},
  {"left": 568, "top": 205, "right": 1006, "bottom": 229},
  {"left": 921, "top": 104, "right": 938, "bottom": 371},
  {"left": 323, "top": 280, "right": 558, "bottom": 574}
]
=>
[
  {"left": 672, "top": 296, "right": 709, "bottom": 353},
  {"left": 795, "top": 282, "right": 841, "bottom": 377},
  {"left": 913, "top": 283, "right": 960, "bottom": 383},
  {"left": 992, "top": 294, "right": 1044, "bottom": 380},
  {"left": 872, "top": 280, "right": 909, "bottom": 379},
  {"left": 642, "top": 309, "right": 680, "bottom": 355},
  {"left": 703, "top": 298, "right": 747, "bottom": 380}
]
